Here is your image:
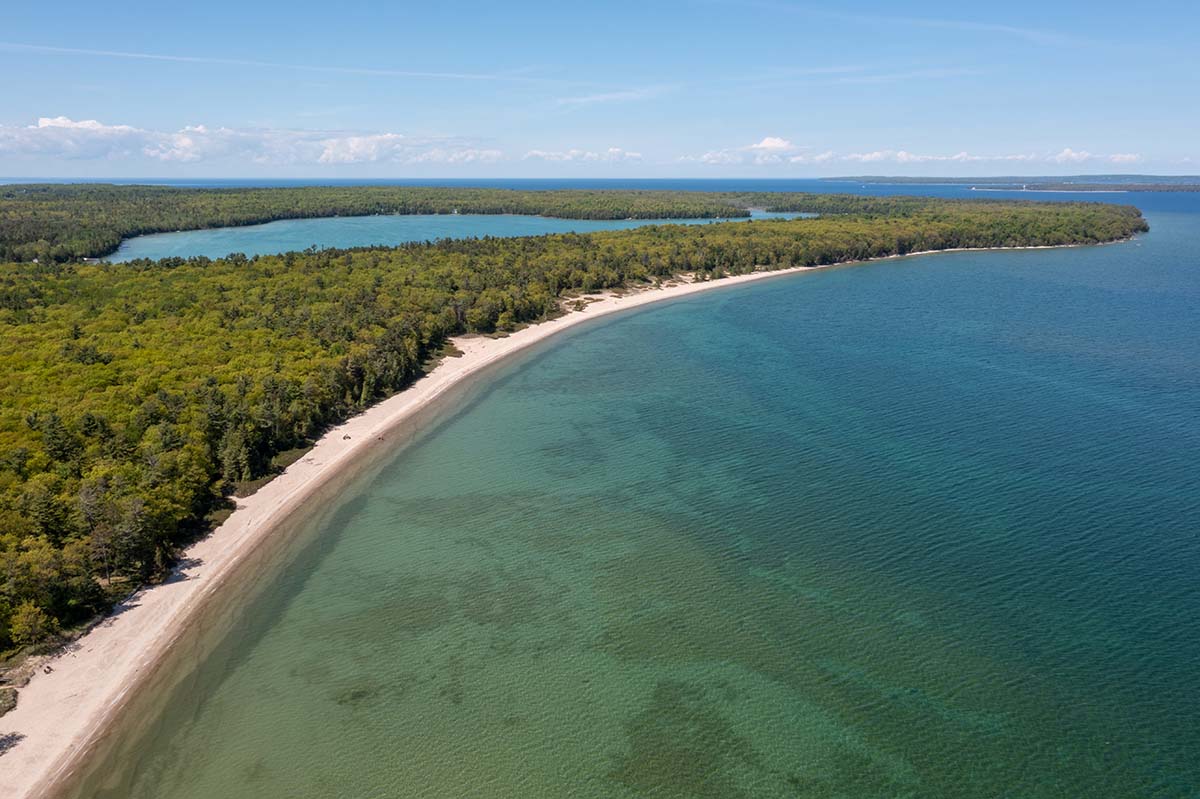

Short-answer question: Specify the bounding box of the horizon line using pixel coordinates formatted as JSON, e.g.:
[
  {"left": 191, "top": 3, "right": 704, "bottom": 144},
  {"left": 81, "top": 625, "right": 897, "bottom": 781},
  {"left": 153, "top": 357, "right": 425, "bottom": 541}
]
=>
[{"left": 3, "top": 173, "right": 1200, "bottom": 182}]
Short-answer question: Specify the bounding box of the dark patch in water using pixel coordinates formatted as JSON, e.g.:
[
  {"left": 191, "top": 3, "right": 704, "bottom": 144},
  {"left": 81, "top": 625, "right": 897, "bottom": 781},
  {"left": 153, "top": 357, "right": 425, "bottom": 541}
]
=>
[
  {"left": 333, "top": 683, "right": 382, "bottom": 708},
  {"left": 437, "top": 655, "right": 466, "bottom": 706},
  {"left": 240, "top": 756, "right": 269, "bottom": 784},
  {"left": 609, "top": 680, "right": 758, "bottom": 798},
  {"left": 458, "top": 570, "right": 559, "bottom": 629},
  {"left": 781, "top": 748, "right": 913, "bottom": 798}
]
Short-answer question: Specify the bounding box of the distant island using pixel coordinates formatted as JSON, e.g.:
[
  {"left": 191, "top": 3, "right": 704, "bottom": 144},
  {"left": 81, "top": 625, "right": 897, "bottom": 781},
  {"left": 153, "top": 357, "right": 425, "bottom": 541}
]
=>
[{"left": 827, "top": 174, "right": 1200, "bottom": 192}]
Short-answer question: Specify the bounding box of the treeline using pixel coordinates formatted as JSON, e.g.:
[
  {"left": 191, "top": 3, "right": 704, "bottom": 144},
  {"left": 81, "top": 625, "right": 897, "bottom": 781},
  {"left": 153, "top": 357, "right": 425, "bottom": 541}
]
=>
[
  {"left": 0, "top": 198, "right": 1148, "bottom": 651},
  {"left": 3, "top": 183, "right": 1030, "bottom": 263},
  {"left": 0, "top": 185, "right": 748, "bottom": 262}
]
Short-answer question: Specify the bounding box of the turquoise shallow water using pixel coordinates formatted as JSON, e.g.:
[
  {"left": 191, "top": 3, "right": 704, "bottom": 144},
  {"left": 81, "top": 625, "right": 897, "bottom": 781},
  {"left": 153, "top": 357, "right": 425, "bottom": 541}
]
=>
[
  {"left": 102, "top": 205, "right": 1198, "bottom": 797},
  {"left": 105, "top": 210, "right": 799, "bottom": 262}
]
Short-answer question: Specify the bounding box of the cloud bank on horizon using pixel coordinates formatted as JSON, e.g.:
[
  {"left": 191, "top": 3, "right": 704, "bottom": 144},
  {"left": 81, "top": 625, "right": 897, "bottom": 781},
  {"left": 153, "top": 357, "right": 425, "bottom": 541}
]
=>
[
  {"left": 0, "top": 117, "right": 1147, "bottom": 172},
  {"left": 1, "top": 0, "right": 1195, "bottom": 176},
  {"left": 0, "top": 117, "right": 504, "bottom": 166}
]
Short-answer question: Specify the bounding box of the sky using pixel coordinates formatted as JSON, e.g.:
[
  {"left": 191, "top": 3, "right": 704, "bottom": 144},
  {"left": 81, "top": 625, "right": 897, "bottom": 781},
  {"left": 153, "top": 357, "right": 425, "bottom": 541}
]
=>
[{"left": 1, "top": 0, "right": 1197, "bottom": 178}]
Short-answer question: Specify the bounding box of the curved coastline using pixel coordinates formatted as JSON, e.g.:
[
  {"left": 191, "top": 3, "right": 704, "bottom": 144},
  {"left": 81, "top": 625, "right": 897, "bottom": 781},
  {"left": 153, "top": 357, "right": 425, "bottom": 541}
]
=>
[{"left": 0, "top": 238, "right": 1135, "bottom": 799}]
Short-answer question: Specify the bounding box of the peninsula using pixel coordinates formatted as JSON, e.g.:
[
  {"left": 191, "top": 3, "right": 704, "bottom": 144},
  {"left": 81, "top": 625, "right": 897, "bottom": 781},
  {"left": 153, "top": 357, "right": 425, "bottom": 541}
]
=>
[{"left": 0, "top": 190, "right": 1147, "bottom": 797}]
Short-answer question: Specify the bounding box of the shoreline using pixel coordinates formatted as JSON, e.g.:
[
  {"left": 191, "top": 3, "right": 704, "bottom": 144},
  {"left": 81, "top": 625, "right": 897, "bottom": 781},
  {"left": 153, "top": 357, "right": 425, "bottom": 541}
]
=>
[
  {"left": 0, "top": 238, "right": 1132, "bottom": 798},
  {"left": 103, "top": 209, "right": 767, "bottom": 262},
  {"left": 969, "top": 186, "right": 1130, "bottom": 194}
]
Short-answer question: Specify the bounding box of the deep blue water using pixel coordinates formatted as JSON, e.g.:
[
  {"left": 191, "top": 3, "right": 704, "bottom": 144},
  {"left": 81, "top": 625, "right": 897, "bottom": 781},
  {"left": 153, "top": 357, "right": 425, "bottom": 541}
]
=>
[{"left": 76, "top": 186, "right": 1200, "bottom": 798}]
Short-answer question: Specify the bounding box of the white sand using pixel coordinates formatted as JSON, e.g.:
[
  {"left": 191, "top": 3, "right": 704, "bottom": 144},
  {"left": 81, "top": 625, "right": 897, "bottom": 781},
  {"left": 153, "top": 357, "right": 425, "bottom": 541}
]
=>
[{"left": 0, "top": 240, "right": 1123, "bottom": 797}]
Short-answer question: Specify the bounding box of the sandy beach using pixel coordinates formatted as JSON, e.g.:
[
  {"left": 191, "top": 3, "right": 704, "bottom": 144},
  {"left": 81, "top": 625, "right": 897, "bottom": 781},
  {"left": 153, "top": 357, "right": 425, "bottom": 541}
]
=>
[{"left": 0, "top": 240, "right": 1124, "bottom": 798}]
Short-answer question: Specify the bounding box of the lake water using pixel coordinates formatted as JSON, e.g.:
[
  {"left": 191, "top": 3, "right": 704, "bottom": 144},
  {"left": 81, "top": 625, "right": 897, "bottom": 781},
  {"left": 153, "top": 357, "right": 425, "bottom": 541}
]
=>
[
  {"left": 105, "top": 210, "right": 801, "bottom": 262},
  {"left": 84, "top": 186, "right": 1199, "bottom": 797}
]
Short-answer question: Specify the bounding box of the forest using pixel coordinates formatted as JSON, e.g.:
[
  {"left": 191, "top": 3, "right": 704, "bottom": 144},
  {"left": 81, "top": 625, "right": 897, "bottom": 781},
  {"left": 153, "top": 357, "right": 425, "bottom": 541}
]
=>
[
  {"left": 1, "top": 184, "right": 746, "bottom": 262},
  {"left": 0, "top": 192, "right": 1148, "bottom": 653},
  {"left": 6, "top": 183, "right": 975, "bottom": 262}
]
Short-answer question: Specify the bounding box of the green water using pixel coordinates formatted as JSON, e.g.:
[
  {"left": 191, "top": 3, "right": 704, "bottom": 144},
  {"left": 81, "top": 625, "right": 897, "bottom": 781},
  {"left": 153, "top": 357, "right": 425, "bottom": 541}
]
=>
[{"left": 102, "top": 208, "right": 1198, "bottom": 797}]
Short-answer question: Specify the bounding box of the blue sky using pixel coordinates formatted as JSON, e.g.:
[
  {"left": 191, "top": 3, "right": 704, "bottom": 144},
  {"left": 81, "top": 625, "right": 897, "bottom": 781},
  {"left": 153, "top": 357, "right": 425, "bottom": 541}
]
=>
[{"left": 1, "top": 0, "right": 1197, "bottom": 177}]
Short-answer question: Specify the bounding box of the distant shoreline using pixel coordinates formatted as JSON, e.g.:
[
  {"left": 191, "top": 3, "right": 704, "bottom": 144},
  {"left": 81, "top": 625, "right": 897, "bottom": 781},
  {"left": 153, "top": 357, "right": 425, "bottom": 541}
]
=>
[
  {"left": 825, "top": 176, "right": 1200, "bottom": 193},
  {"left": 0, "top": 236, "right": 1137, "bottom": 799},
  {"left": 969, "top": 187, "right": 1129, "bottom": 194}
]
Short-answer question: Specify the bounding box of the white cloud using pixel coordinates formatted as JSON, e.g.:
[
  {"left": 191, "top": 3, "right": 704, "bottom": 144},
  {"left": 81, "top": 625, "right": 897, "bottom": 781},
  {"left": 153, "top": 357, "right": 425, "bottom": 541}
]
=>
[
  {"left": 410, "top": 147, "right": 504, "bottom": 164},
  {"left": 317, "top": 133, "right": 407, "bottom": 164},
  {"left": 0, "top": 116, "right": 148, "bottom": 160},
  {"left": 685, "top": 135, "right": 806, "bottom": 166},
  {"left": 36, "top": 116, "right": 132, "bottom": 131},
  {"left": 904, "top": 150, "right": 1034, "bottom": 163},
  {"left": 524, "top": 149, "right": 578, "bottom": 162},
  {"left": 789, "top": 150, "right": 835, "bottom": 164},
  {"left": 843, "top": 149, "right": 1042, "bottom": 164},
  {"left": 522, "top": 147, "right": 641, "bottom": 162},
  {"left": 142, "top": 125, "right": 263, "bottom": 163},
  {"left": 601, "top": 147, "right": 643, "bottom": 162},
  {"left": 747, "top": 136, "right": 794, "bottom": 151},
  {"left": 687, "top": 143, "right": 1141, "bottom": 168},
  {"left": 144, "top": 126, "right": 204, "bottom": 162},
  {"left": 1051, "top": 147, "right": 1092, "bottom": 163},
  {"left": 0, "top": 117, "right": 1153, "bottom": 173},
  {"left": 843, "top": 150, "right": 890, "bottom": 163},
  {"left": 695, "top": 150, "right": 742, "bottom": 165},
  {"left": 1046, "top": 148, "right": 1142, "bottom": 165},
  {"left": 0, "top": 116, "right": 503, "bottom": 166},
  {"left": 744, "top": 137, "right": 799, "bottom": 164}
]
